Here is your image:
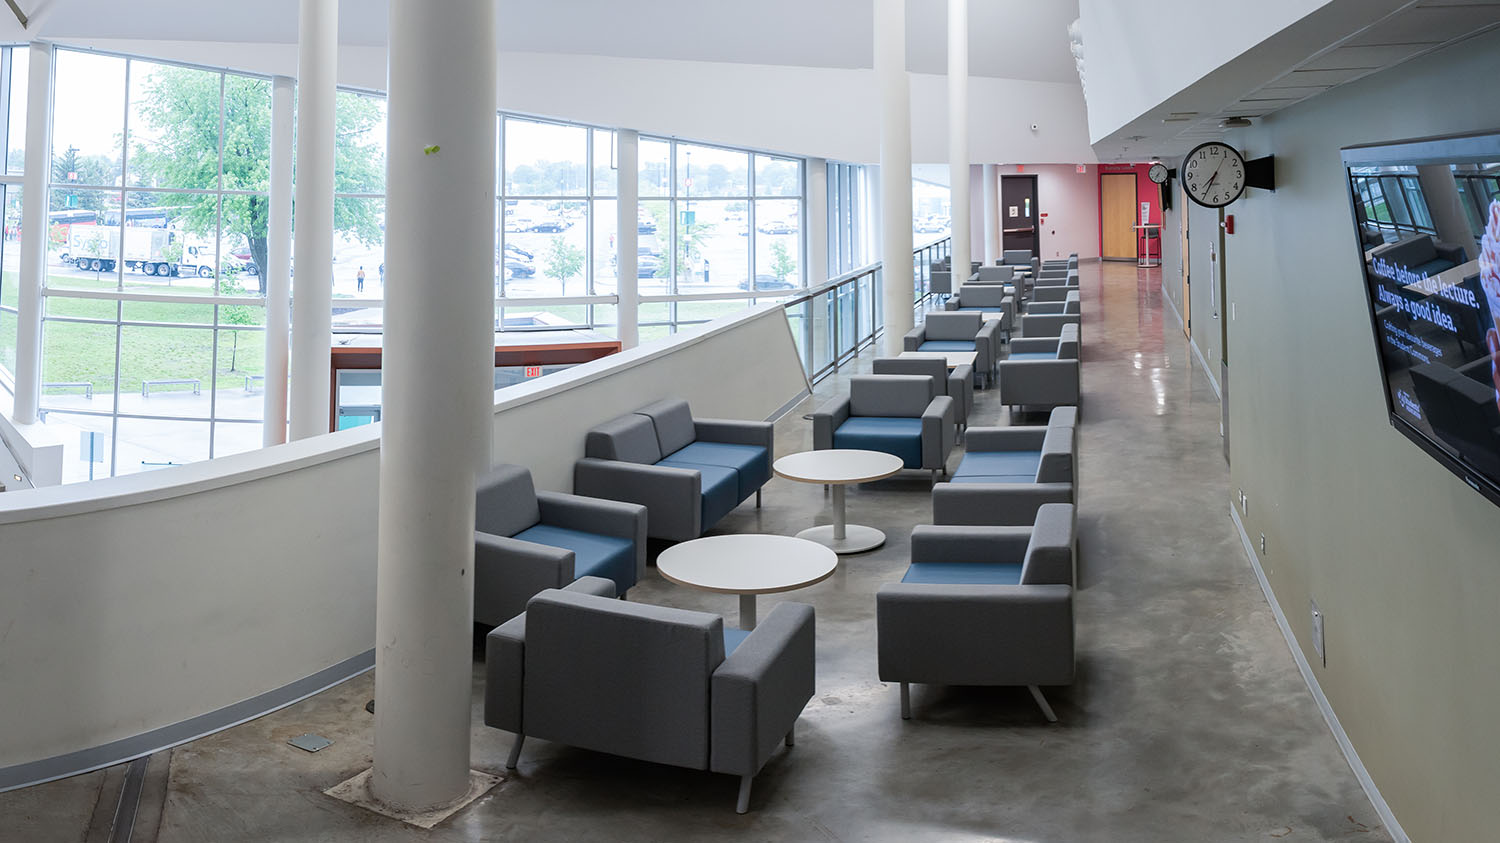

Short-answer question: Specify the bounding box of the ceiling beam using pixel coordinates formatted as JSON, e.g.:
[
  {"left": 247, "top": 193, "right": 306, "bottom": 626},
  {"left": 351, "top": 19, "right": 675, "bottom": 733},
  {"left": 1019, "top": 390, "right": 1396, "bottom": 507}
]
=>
[{"left": 5, "top": 0, "right": 26, "bottom": 28}]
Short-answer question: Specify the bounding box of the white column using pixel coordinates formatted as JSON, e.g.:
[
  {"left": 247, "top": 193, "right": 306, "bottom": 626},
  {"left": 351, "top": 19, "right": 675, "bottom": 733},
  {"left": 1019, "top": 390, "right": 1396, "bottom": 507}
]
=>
[
  {"left": 263, "top": 76, "right": 294, "bottom": 446},
  {"left": 372, "top": 0, "right": 497, "bottom": 812},
  {"left": 288, "top": 0, "right": 337, "bottom": 441},
  {"left": 876, "top": 0, "right": 914, "bottom": 355},
  {"left": 12, "top": 42, "right": 52, "bottom": 425},
  {"left": 805, "top": 158, "right": 828, "bottom": 289},
  {"left": 615, "top": 129, "right": 639, "bottom": 349},
  {"left": 947, "top": 0, "right": 969, "bottom": 289},
  {"left": 982, "top": 163, "right": 1000, "bottom": 265}
]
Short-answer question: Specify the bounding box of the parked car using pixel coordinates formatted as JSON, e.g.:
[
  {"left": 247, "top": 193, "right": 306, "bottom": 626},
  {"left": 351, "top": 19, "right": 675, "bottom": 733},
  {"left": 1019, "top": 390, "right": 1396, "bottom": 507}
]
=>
[
  {"left": 503, "top": 256, "right": 535, "bottom": 279},
  {"left": 525, "top": 220, "right": 569, "bottom": 233},
  {"left": 505, "top": 242, "right": 534, "bottom": 261},
  {"left": 637, "top": 218, "right": 657, "bottom": 234},
  {"left": 756, "top": 220, "right": 796, "bottom": 234},
  {"left": 737, "top": 274, "right": 796, "bottom": 291}
]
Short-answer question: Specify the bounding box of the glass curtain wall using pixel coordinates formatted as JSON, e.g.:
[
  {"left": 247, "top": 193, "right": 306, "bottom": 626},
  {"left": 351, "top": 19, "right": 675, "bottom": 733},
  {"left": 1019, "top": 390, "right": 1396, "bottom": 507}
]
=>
[
  {"left": 0, "top": 47, "right": 23, "bottom": 385},
  {"left": 40, "top": 48, "right": 271, "bottom": 481},
  {"left": 827, "top": 161, "right": 873, "bottom": 277},
  {"left": 329, "top": 89, "right": 387, "bottom": 331}
]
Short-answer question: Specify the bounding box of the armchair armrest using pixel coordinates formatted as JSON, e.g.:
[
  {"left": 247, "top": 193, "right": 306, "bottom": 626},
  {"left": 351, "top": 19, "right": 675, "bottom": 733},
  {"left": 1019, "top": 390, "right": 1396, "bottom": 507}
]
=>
[
  {"left": 695, "top": 418, "right": 774, "bottom": 452},
  {"left": 710, "top": 602, "right": 816, "bottom": 778},
  {"left": 976, "top": 320, "right": 1001, "bottom": 372},
  {"left": 921, "top": 395, "right": 956, "bottom": 470},
  {"left": 810, "top": 396, "right": 851, "bottom": 451},
  {"left": 876, "top": 584, "right": 1074, "bottom": 686},
  {"left": 963, "top": 426, "right": 1046, "bottom": 452},
  {"left": 931, "top": 481, "right": 1073, "bottom": 527},
  {"left": 943, "top": 299, "right": 960, "bottom": 311},
  {"left": 910, "top": 523, "right": 1032, "bottom": 564},
  {"left": 902, "top": 325, "right": 927, "bottom": 351},
  {"left": 483, "top": 576, "right": 616, "bottom": 733},
  {"left": 997, "top": 360, "right": 1080, "bottom": 408},
  {"left": 947, "top": 365, "right": 974, "bottom": 422},
  {"left": 573, "top": 457, "right": 702, "bottom": 542},
  {"left": 537, "top": 491, "right": 648, "bottom": 583},
  {"left": 473, "top": 531, "right": 574, "bottom": 628}
]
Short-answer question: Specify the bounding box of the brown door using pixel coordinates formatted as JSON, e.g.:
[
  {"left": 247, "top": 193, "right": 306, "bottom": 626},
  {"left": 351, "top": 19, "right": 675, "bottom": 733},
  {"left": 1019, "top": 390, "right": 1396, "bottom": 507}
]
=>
[
  {"left": 1000, "top": 175, "right": 1038, "bottom": 256},
  {"left": 1101, "top": 172, "right": 1138, "bottom": 261}
]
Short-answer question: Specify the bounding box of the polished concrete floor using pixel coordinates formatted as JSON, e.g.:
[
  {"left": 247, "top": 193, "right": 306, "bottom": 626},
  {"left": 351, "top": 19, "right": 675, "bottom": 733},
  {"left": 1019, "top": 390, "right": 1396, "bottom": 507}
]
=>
[{"left": 0, "top": 262, "right": 1392, "bottom": 842}]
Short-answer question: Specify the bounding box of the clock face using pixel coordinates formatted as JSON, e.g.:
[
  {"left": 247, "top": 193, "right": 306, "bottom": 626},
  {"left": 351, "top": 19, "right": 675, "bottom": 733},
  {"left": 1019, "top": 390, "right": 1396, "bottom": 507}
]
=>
[
  {"left": 1148, "top": 163, "right": 1170, "bottom": 184},
  {"left": 1181, "top": 142, "right": 1246, "bottom": 208}
]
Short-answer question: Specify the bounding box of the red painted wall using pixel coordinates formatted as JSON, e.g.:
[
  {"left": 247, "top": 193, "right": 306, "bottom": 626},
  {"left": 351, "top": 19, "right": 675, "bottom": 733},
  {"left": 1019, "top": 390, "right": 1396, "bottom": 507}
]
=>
[{"left": 1096, "top": 162, "right": 1164, "bottom": 259}]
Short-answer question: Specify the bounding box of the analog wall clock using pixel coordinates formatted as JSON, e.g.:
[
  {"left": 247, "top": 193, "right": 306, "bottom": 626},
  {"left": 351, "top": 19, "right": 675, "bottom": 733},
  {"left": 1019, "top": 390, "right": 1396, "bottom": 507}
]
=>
[
  {"left": 1181, "top": 141, "right": 1246, "bottom": 208},
  {"left": 1148, "top": 162, "right": 1170, "bottom": 184}
]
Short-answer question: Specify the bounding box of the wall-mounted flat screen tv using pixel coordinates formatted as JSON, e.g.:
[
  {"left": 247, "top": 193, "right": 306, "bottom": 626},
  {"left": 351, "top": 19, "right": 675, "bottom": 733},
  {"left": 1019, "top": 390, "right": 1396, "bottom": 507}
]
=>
[{"left": 1343, "top": 131, "right": 1500, "bottom": 505}]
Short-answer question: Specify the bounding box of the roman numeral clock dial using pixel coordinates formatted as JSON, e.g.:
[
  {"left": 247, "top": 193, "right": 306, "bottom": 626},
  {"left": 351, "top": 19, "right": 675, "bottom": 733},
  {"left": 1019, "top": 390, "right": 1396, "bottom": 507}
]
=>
[{"left": 1181, "top": 141, "right": 1247, "bottom": 208}]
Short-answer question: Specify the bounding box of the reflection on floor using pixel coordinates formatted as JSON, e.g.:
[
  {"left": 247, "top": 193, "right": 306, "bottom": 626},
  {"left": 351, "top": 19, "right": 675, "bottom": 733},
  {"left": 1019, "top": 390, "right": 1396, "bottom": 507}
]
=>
[{"left": 0, "top": 262, "right": 1392, "bottom": 842}]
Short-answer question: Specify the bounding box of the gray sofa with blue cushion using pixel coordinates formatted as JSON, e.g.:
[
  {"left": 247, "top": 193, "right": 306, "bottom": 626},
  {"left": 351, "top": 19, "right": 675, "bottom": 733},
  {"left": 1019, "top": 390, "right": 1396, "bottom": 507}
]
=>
[
  {"left": 1001, "top": 249, "right": 1032, "bottom": 271},
  {"left": 487, "top": 577, "right": 815, "bottom": 813},
  {"left": 998, "top": 323, "right": 1080, "bottom": 414},
  {"left": 873, "top": 356, "right": 973, "bottom": 435},
  {"left": 474, "top": 464, "right": 648, "bottom": 626},
  {"left": 943, "top": 284, "right": 1014, "bottom": 339},
  {"left": 574, "top": 399, "right": 773, "bottom": 542},
  {"left": 810, "top": 374, "right": 955, "bottom": 482},
  {"left": 902, "top": 311, "right": 1001, "bottom": 387},
  {"left": 876, "top": 503, "right": 1076, "bottom": 721},
  {"left": 931, "top": 407, "right": 1077, "bottom": 527},
  {"left": 1021, "top": 289, "right": 1080, "bottom": 338}
]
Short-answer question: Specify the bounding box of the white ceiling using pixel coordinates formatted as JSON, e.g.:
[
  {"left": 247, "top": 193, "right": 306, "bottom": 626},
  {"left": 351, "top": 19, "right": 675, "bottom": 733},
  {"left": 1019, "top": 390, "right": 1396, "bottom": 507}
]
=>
[{"left": 20, "top": 0, "right": 1081, "bottom": 83}]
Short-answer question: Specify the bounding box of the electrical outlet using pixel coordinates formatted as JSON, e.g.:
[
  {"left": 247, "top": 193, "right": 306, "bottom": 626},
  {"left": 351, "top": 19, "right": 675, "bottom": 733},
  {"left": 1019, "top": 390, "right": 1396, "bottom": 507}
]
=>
[
  {"left": 1310, "top": 599, "right": 1326, "bottom": 666},
  {"left": 1259, "top": 533, "right": 1266, "bottom": 554}
]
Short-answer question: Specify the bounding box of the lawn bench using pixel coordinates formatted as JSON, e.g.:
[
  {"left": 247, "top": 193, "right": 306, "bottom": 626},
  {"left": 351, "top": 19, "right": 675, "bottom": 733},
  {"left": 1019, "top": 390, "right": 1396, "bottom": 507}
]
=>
[
  {"left": 43, "top": 382, "right": 93, "bottom": 399},
  {"left": 142, "top": 378, "right": 201, "bottom": 397},
  {"left": 244, "top": 374, "right": 264, "bottom": 393}
]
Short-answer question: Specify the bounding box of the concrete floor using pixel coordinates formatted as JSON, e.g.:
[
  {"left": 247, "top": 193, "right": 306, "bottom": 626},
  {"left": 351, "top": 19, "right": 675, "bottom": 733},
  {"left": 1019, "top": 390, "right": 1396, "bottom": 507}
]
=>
[{"left": 0, "top": 262, "right": 1391, "bottom": 842}]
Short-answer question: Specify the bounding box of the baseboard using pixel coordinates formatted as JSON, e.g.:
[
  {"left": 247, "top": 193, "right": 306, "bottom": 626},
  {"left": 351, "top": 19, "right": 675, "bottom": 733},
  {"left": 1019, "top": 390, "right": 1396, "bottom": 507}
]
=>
[
  {"left": 1189, "top": 336, "right": 1220, "bottom": 399},
  {"left": 768, "top": 388, "right": 812, "bottom": 423},
  {"left": 0, "top": 649, "right": 375, "bottom": 793},
  {"left": 1228, "top": 507, "right": 1409, "bottom": 842}
]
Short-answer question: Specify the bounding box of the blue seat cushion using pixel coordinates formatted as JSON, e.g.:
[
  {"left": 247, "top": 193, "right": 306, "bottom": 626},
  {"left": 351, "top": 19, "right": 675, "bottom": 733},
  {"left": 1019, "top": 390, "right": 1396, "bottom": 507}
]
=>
[
  {"left": 833, "top": 417, "right": 924, "bottom": 469},
  {"left": 664, "top": 441, "right": 768, "bottom": 503},
  {"left": 724, "top": 627, "right": 752, "bottom": 654},
  {"left": 919, "top": 340, "right": 976, "bottom": 352},
  {"left": 955, "top": 450, "right": 1041, "bottom": 480},
  {"left": 951, "top": 474, "right": 1035, "bottom": 484},
  {"left": 512, "top": 524, "right": 637, "bottom": 593},
  {"left": 1007, "top": 351, "right": 1055, "bottom": 361},
  {"left": 957, "top": 306, "right": 1002, "bottom": 312},
  {"left": 656, "top": 459, "right": 741, "bottom": 531},
  {"left": 901, "top": 563, "right": 1023, "bottom": 585}
]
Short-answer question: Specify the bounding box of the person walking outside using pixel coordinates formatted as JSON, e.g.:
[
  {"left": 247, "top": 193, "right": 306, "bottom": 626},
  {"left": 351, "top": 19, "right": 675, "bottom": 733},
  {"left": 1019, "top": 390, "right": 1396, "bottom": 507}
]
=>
[{"left": 357, "top": 266, "right": 366, "bottom": 292}]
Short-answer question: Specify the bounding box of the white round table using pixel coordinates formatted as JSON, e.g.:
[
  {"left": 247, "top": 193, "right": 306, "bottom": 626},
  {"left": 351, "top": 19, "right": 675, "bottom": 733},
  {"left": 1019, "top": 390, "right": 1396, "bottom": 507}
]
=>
[
  {"left": 656, "top": 534, "right": 837, "bottom": 630},
  {"left": 773, "top": 449, "right": 905, "bottom": 553}
]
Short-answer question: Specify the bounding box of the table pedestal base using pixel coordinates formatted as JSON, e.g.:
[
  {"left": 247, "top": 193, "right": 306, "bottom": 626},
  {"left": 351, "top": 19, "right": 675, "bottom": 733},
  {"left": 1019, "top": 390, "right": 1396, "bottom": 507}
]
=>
[{"left": 796, "top": 523, "right": 886, "bottom": 554}]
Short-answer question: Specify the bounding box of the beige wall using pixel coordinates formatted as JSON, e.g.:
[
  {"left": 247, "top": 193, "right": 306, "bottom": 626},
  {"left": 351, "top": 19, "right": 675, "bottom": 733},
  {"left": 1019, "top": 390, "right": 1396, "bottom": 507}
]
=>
[
  {"left": 1181, "top": 29, "right": 1500, "bottom": 840},
  {"left": 967, "top": 164, "right": 1102, "bottom": 264}
]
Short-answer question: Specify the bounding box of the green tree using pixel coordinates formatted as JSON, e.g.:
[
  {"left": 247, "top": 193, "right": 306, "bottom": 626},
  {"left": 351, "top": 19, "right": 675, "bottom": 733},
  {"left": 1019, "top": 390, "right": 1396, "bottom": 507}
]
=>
[
  {"left": 217, "top": 267, "right": 258, "bottom": 371},
  {"left": 50, "top": 145, "right": 116, "bottom": 213},
  {"left": 543, "top": 237, "right": 584, "bottom": 296},
  {"left": 130, "top": 70, "right": 386, "bottom": 294},
  {"left": 770, "top": 240, "right": 797, "bottom": 283}
]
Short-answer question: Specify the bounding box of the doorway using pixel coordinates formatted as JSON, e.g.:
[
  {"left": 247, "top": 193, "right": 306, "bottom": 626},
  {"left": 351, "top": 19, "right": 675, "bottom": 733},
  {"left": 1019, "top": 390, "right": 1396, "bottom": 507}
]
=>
[
  {"left": 1000, "top": 175, "right": 1038, "bottom": 256},
  {"left": 1101, "top": 172, "right": 1138, "bottom": 261}
]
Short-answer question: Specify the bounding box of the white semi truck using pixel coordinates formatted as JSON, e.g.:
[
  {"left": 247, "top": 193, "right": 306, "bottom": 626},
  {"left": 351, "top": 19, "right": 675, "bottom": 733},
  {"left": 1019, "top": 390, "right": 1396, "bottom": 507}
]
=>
[{"left": 63, "top": 226, "right": 216, "bottom": 278}]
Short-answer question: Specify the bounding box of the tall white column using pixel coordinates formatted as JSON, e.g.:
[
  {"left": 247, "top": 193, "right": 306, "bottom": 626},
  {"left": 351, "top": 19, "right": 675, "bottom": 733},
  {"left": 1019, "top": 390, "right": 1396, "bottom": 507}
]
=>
[
  {"left": 372, "top": 0, "right": 497, "bottom": 812},
  {"left": 12, "top": 42, "right": 53, "bottom": 425},
  {"left": 288, "top": 0, "right": 337, "bottom": 440},
  {"left": 982, "top": 163, "right": 1000, "bottom": 265},
  {"left": 263, "top": 76, "right": 294, "bottom": 446},
  {"left": 947, "top": 0, "right": 969, "bottom": 289},
  {"left": 876, "top": 0, "right": 914, "bottom": 355},
  {"left": 615, "top": 129, "right": 639, "bottom": 349},
  {"left": 805, "top": 158, "right": 828, "bottom": 289}
]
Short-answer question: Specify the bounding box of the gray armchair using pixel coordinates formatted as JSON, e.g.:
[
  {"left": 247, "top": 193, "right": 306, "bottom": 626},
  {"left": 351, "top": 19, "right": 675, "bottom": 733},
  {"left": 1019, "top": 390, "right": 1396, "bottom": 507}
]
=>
[
  {"left": 945, "top": 284, "right": 1014, "bottom": 339},
  {"left": 902, "top": 311, "right": 1001, "bottom": 387},
  {"left": 474, "top": 464, "right": 648, "bottom": 627},
  {"left": 487, "top": 578, "right": 816, "bottom": 813},
  {"left": 1021, "top": 289, "right": 1080, "bottom": 338},
  {"left": 930, "top": 268, "right": 952, "bottom": 296},
  {"left": 998, "top": 323, "right": 1080, "bottom": 414},
  {"left": 876, "top": 503, "right": 1076, "bottom": 721},
  {"left": 574, "top": 400, "right": 774, "bottom": 542},
  {"left": 872, "top": 355, "right": 974, "bottom": 435},
  {"left": 969, "top": 265, "right": 1015, "bottom": 285},
  {"left": 810, "top": 374, "right": 955, "bottom": 482},
  {"left": 931, "top": 407, "right": 1077, "bottom": 527},
  {"left": 1001, "top": 249, "right": 1032, "bottom": 270}
]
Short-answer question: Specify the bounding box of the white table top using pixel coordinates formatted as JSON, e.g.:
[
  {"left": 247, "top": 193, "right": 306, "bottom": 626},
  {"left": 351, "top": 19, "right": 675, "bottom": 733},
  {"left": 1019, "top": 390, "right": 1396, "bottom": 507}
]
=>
[
  {"left": 898, "top": 350, "right": 979, "bottom": 368},
  {"left": 774, "top": 448, "right": 905, "bottom": 485},
  {"left": 979, "top": 311, "right": 1006, "bottom": 321},
  {"left": 656, "top": 534, "right": 838, "bottom": 596}
]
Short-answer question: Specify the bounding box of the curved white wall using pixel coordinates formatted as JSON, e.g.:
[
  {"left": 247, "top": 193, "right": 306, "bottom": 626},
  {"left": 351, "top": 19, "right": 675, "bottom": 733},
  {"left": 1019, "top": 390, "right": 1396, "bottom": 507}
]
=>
[{"left": 0, "top": 305, "right": 808, "bottom": 785}]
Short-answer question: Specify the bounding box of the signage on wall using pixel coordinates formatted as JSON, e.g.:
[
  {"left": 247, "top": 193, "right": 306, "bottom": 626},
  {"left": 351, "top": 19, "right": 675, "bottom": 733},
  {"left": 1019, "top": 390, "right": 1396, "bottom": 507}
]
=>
[
  {"left": 1009, "top": 206, "right": 1019, "bottom": 218},
  {"left": 1140, "top": 202, "right": 1151, "bottom": 226},
  {"left": 1076, "top": 164, "right": 1087, "bottom": 174},
  {"left": 524, "top": 366, "right": 542, "bottom": 378}
]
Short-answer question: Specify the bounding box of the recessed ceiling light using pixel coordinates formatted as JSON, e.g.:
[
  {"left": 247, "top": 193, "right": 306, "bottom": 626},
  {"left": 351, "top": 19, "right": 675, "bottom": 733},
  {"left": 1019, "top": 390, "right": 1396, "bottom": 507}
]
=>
[{"left": 1220, "top": 116, "right": 1253, "bottom": 128}]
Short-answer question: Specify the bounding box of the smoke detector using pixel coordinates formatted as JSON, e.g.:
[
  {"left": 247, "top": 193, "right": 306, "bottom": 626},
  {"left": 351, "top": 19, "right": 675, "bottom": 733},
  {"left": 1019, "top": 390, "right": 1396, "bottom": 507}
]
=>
[{"left": 1220, "top": 116, "right": 1253, "bottom": 128}]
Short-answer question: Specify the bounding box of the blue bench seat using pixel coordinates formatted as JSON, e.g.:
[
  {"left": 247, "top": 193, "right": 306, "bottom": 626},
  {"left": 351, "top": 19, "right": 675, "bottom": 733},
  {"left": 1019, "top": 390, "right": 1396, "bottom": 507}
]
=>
[
  {"left": 900, "top": 562, "right": 1024, "bottom": 585},
  {"left": 656, "top": 458, "right": 740, "bottom": 529},
  {"left": 663, "top": 441, "right": 768, "bottom": 503},
  {"left": 833, "top": 416, "right": 924, "bottom": 468},
  {"left": 724, "top": 627, "right": 752, "bottom": 653},
  {"left": 513, "top": 524, "right": 637, "bottom": 592},
  {"left": 1007, "top": 351, "right": 1055, "bottom": 361},
  {"left": 918, "top": 340, "right": 977, "bottom": 353},
  {"left": 955, "top": 450, "right": 1041, "bottom": 478}
]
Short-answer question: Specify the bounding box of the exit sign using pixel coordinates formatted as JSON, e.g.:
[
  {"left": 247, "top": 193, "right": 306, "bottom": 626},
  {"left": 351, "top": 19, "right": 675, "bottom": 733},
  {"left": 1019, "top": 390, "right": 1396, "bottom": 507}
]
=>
[{"left": 524, "top": 365, "right": 542, "bottom": 378}]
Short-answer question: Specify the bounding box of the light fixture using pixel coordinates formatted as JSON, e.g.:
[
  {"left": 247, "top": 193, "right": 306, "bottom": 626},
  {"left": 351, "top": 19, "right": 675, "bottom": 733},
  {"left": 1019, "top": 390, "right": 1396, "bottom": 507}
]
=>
[{"left": 1220, "top": 116, "right": 1253, "bottom": 128}]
